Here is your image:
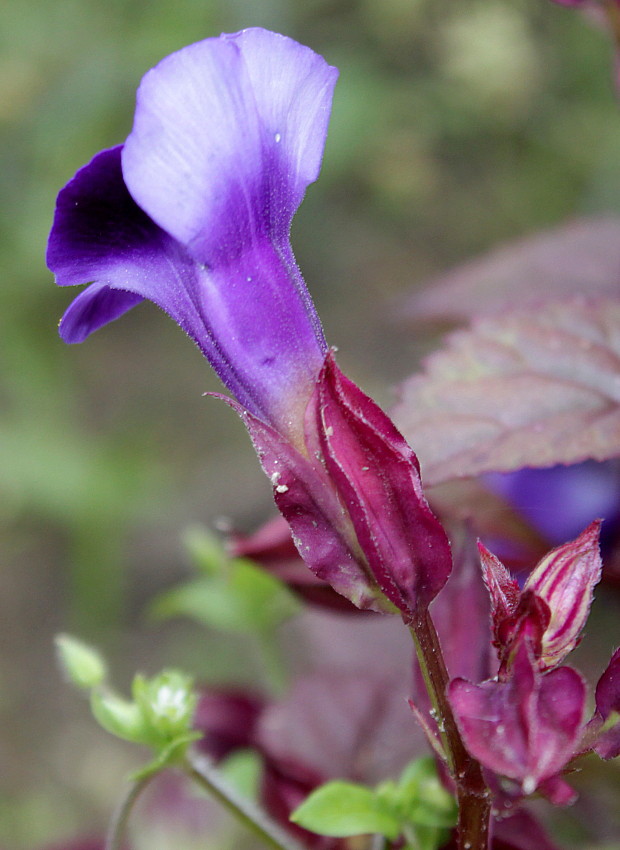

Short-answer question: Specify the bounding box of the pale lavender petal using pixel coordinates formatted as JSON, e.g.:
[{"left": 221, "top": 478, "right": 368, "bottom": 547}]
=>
[{"left": 122, "top": 29, "right": 338, "bottom": 263}]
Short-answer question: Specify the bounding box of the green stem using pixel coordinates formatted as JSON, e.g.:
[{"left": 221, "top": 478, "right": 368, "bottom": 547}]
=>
[
  {"left": 184, "top": 750, "right": 306, "bottom": 850},
  {"left": 105, "top": 772, "right": 154, "bottom": 850},
  {"left": 409, "top": 609, "right": 491, "bottom": 850}
]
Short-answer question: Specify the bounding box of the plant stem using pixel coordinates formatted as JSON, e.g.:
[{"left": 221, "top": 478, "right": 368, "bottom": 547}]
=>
[
  {"left": 184, "top": 749, "right": 306, "bottom": 850},
  {"left": 409, "top": 609, "right": 491, "bottom": 850},
  {"left": 105, "top": 772, "right": 154, "bottom": 850}
]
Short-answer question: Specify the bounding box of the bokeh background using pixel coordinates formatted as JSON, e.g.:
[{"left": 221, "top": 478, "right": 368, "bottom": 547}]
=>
[{"left": 2, "top": 0, "right": 620, "bottom": 847}]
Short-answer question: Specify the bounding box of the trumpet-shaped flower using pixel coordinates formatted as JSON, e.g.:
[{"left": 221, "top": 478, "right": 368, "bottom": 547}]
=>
[
  {"left": 47, "top": 28, "right": 336, "bottom": 443},
  {"left": 48, "top": 29, "right": 452, "bottom": 615}
]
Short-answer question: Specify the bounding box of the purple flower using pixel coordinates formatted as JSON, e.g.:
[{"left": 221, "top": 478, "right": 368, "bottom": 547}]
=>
[
  {"left": 48, "top": 29, "right": 452, "bottom": 615},
  {"left": 47, "top": 29, "right": 337, "bottom": 444}
]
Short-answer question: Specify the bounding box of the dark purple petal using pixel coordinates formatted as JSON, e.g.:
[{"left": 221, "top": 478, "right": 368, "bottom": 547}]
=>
[
  {"left": 449, "top": 643, "right": 586, "bottom": 795},
  {"left": 48, "top": 148, "right": 327, "bottom": 433},
  {"left": 523, "top": 521, "right": 602, "bottom": 670},
  {"left": 219, "top": 395, "right": 389, "bottom": 612},
  {"left": 59, "top": 283, "right": 144, "bottom": 343},
  {"left": 314, "top": 353, "right": 452, "bottom": 616},
  {"left": 122, "top": 29, "right": 338, "bottom": 263},
  {"left": 47, "top": 145, "right": 176, "bottom": 334}
]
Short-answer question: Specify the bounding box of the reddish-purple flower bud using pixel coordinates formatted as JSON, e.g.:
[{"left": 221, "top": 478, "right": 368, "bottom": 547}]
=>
[
  {"left": 449, "top": 642, "right": 586, "bottom": 797},
  {"left": 480, "top": 522, "right": 602, "bottom": 673},
  {"left": 312, "top": 353, "right": 453, "bottom": 617},
  {"left": 523, "top": 520, "right": 602, "bottom": 670}
]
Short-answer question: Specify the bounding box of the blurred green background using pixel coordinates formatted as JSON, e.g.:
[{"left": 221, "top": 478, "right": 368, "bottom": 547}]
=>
[{"left": 2, "top": 0, "right": 620, "bottom": 846}]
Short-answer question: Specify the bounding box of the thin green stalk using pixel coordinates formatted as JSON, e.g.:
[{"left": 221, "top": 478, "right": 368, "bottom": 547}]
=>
[
  {"left": 184, "top": 749, "right": 306, "bottom": 850},
  {"left": 105, "top": 772, "right": 155, "bottom": 850},
  {"left": 408, "top": 609, "right": 491, "bottom": 850}
]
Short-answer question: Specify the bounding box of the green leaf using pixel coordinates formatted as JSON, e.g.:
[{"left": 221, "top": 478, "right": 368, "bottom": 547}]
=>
[
  {"left": 394, "top": 758, "right": 457, "bottom": 830},
  {"left": 150, "top": 556, "right": 300, "bottom": 635},
  {"left": 182, "top": 527, "right": 228, "bottom": 576},
  {"left": 55, "top": 633, "right": 107, "bottom": 689},
  {"left": 291, "top": 781, "right": 401, "bottom": 839},
  {"left": 90, "top": 689, "right": 147, "bottom": 744}
]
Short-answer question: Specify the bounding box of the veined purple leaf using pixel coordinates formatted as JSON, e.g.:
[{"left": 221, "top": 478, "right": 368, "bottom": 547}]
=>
[
  {"left": 399, "top": 217, "right": 620, "bottom": 324},
  {"left": 257, "top": 671, "right": 421, "bottom": 785},
  {"left": 393, "top": 299, "right": 620, "bottom": 485}
]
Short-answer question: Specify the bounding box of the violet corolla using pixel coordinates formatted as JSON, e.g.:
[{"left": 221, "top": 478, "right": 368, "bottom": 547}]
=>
[{"left": 47, "top": 28, "right": 452, "bottom": 617}]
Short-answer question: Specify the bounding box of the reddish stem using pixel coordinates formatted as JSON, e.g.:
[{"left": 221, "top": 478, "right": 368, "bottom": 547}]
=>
[{"left": 409, "top": 609, "right": 491, "bottom": 850}]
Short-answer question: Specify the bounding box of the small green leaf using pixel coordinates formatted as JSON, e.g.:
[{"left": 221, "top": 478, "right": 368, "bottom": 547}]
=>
[
  {"left": 90, "top": 689, "right": 147, "bottom": 744},
  {"left": 150, "top": 557, "right": 300, "bottom": 635},
  {"left": 291, "top": 781, "right": 401, "bottom": 839},
  {"left": 182, "top": 527, "right": 227, "bottom": 576},
  {"left": 395, "top": 758, "right": 457, "bottom": 829},
  {"left": 55, "top": 633, "right": 107, "bottom": 689}
]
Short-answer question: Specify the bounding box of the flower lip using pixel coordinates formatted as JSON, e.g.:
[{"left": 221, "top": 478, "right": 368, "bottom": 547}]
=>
[{"left": 122, "top": 27, "right": 339, "bottom": 265}]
